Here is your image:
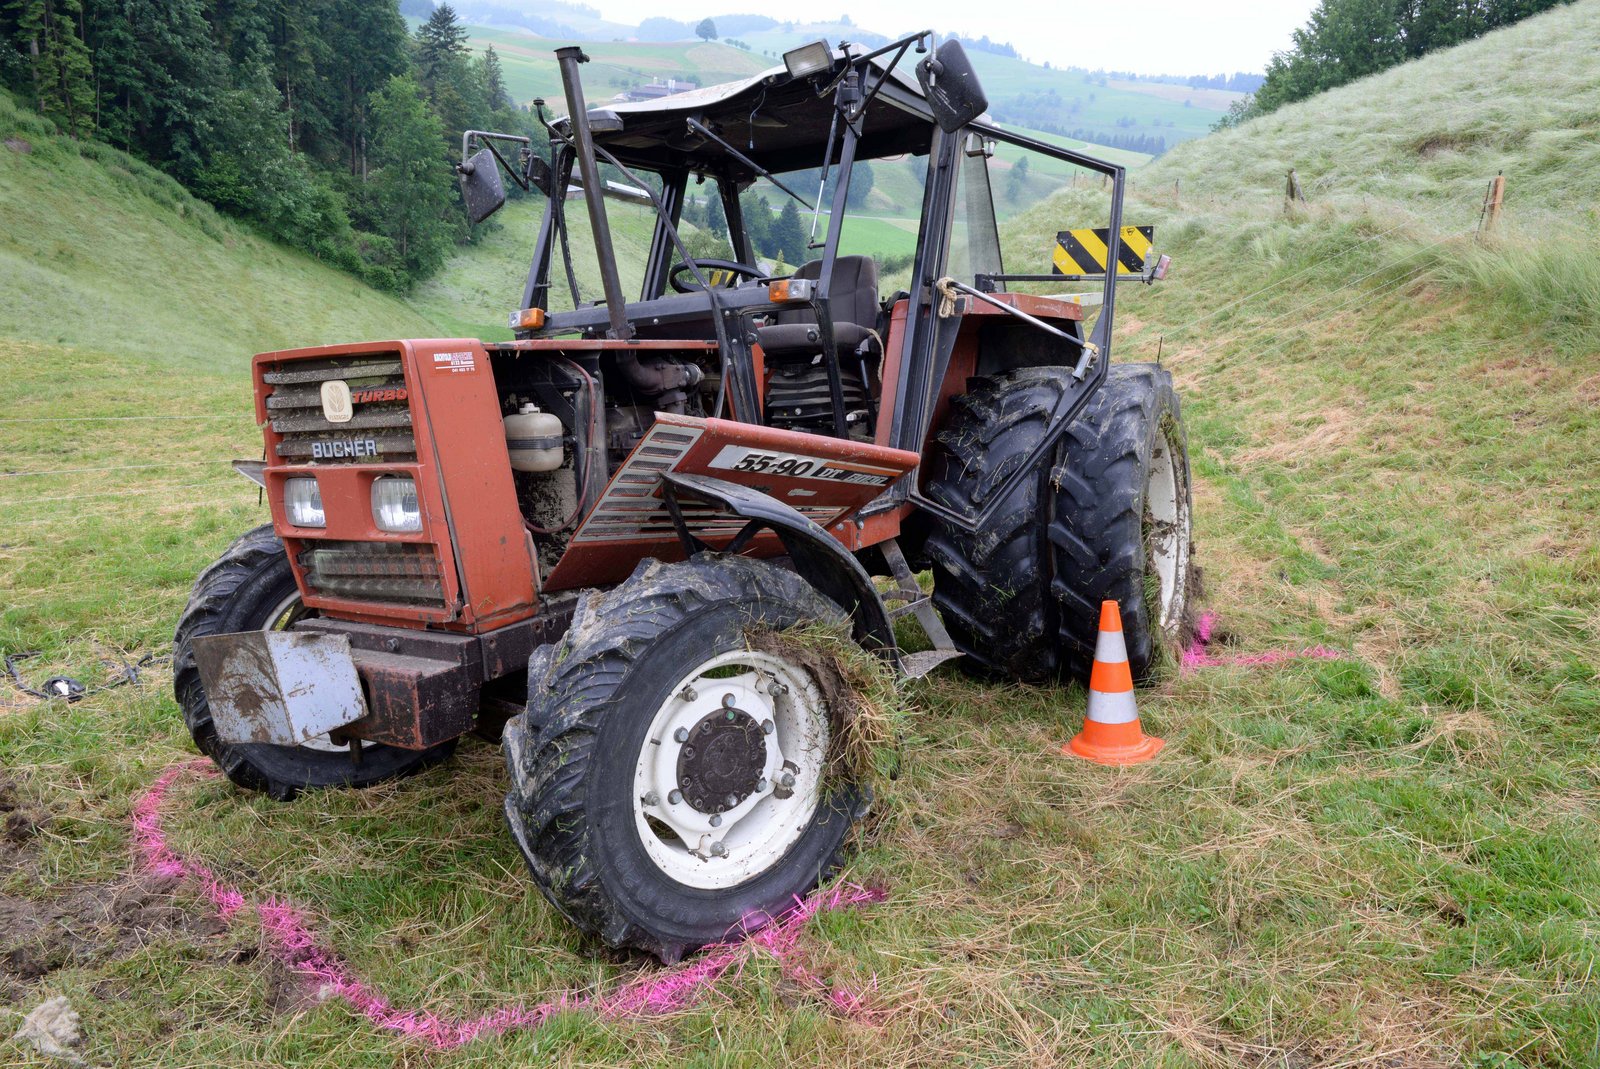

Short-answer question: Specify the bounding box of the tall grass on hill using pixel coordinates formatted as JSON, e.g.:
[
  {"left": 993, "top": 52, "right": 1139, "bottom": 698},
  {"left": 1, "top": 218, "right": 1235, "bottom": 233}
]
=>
[{"left": 1140, "top": 0, "right": 1600, "bottom": 232}]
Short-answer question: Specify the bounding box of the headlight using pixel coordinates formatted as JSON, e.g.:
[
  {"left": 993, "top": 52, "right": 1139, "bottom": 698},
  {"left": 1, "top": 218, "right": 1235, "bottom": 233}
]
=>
[
  {"left": 284, "top": 477, "right": 325, "bottom": 528},
  {"left": 371, "top": 476, "right": 422, "bottom": 533}
]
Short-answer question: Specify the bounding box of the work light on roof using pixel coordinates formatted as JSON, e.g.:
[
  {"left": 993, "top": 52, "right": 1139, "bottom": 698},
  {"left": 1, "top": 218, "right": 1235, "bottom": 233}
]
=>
[{"left": 783, "top": 40, "right": 833, "bottom": 80}]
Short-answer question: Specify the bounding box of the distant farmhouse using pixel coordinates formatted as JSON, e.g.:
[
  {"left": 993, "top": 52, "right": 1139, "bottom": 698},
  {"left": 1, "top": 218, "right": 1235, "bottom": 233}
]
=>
[{"left": 614, "top": 79, "right": 696, "bottom": 102}]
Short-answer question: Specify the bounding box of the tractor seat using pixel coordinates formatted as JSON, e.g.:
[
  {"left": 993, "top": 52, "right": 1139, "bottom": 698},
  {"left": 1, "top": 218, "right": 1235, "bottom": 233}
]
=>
[{"left": 756, "top": 256, "right": 880, "bottom": 359}]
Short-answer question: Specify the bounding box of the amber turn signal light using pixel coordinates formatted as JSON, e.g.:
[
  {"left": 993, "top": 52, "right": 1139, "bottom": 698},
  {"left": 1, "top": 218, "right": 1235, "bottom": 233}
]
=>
[
  {"left": 767, "top": 278, "right": 815, "bottom": 303},
  {"left": 508, "top": 307, "right": 547, "bottom": 330}
]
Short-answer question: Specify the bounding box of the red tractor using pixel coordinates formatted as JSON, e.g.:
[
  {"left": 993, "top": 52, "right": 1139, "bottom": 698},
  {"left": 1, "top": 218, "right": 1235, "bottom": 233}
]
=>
[{"left": 175, "top": 35, "right": 1193, "bottom": 961}]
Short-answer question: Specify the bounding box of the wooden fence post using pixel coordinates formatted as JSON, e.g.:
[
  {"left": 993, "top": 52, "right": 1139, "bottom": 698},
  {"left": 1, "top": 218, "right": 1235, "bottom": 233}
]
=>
[
  {"left": 1284, "top": 168, "right": 1305, "bottom": 212},
  {"left": 1478, "top": 172, "right": 1505, "bottom": 239}
]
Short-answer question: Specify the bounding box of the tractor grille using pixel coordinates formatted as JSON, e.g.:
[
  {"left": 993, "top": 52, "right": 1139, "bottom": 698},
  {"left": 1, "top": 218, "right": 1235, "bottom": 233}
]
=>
[
  {"left": 298, "top": 541, "right": 445, "bottom": 607},
  {"left": 263, "top": 354, "right": 416, "bottom": 464}
]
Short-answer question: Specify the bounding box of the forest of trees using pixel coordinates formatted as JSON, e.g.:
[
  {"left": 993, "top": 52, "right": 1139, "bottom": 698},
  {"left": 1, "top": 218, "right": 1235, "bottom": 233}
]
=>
[
  {"left": 1100, "top": 69, "right": 1265, "bottom": 93},
  {"left": 0, "top": 1, "right": 544, "bottom": 290},
  {"left": 948, "top": 34, "right": 1020, "bottom": 59},
  {"left": 1225, "top": 0, "right": 1574, "bottom": 124}
]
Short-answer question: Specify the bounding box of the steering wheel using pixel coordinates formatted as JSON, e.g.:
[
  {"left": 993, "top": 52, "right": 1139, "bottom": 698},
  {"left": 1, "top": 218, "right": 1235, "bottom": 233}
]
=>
[{"left": 668, "top": 258, "right": 765, "bottom": 293}]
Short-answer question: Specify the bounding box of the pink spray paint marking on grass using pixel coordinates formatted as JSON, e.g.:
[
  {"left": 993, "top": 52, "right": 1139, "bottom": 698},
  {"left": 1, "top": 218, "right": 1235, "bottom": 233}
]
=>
[
  {"left": 132, "top": 760, "right": 884, "bottom": 1049},
  {"left": 1181, "top": 611, "right": 1346, "bottom": 672}
]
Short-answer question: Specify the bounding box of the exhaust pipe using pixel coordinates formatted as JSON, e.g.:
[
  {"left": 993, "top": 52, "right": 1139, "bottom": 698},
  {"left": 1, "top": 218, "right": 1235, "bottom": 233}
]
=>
[{"left": 555, "top": 47, "right": 632, "bottom": 341}]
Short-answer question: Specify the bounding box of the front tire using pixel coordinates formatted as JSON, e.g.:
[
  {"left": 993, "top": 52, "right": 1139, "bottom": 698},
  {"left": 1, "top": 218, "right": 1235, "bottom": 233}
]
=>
[
  {"left": 924, "top": 364, "right": 1193, "bottom": 684},
  {"left": 502, "top": 554, "right": 864, "bottom": 962},
  {"left": 173, "top": 526, "right": 455, "bottom": 801}
]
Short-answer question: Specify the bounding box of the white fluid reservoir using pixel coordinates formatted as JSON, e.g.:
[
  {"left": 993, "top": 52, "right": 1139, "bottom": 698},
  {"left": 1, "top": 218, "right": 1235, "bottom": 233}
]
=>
[{"left": 505, "top": 403, "right": 564, "bottom": 472}]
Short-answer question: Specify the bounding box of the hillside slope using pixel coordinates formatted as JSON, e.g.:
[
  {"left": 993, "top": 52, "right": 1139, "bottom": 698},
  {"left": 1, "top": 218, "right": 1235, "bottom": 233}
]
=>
[
  {"left": 1140, "top": 0, "right": 1600, "bottom": 229},
  {"left": 0, "top": 91, "right": 438, "bottom": 372}
]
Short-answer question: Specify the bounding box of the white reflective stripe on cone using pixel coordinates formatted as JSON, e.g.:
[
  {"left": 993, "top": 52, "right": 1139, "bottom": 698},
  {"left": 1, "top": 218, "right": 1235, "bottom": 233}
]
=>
[
  {"left": 1087, "top": 687, "right": 1140, "bottom": 725},
  {"left": 1093, "top": 627, "right": 1128, "bottom": 666}
]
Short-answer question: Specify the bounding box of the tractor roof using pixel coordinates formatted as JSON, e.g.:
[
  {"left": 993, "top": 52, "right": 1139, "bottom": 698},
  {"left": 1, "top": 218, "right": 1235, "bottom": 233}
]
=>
[{"left": 555, "top": 48, "right": 938, "bottom": 177}]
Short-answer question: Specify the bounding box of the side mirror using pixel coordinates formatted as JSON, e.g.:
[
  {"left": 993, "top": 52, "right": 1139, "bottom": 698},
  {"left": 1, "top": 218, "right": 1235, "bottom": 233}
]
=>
[
  {"left": 917, "top": 40, "right": 988, "bottom": 134},
  {"left": 459, "top": 147, "right": 506, "bottom": 225}
]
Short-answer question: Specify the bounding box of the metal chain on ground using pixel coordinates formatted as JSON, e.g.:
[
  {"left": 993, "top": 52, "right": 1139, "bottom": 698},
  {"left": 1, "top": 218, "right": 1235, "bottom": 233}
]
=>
[{"left": 4, "top": 649, "right": 171, "bottom": 703}]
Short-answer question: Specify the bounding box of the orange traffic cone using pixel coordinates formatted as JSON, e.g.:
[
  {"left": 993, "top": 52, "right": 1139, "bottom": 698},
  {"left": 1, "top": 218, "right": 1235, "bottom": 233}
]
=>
[{"left": 1063, "top": 601, "right": 1164, "bottom": 765}]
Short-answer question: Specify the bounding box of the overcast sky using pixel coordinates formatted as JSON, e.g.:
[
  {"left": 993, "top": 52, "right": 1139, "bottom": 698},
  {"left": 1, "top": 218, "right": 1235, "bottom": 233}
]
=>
[{"left": 587, "top": 0, "right": 1321, "bottom": 75}]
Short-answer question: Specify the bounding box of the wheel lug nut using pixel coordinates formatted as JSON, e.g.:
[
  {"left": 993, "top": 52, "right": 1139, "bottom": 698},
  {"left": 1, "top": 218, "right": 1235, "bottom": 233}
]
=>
[
  {"left": 683, "top": 745, "right": 696, "bottom": 759},
  {"left": 642, "top": 791, "right": 660, "bottom": 807},
  {"left": 761, "top": 719, "right": 775, "bottom": 735},
  {"left": 680, "top": 685, "right": 697, "bottom": 701},
  {"left": 722, "top": 693, "right": 736, "bottom": 708},
  {"left": 673, "top": 727, "right": 689, "bottom": 743},
  {"left": 780, "top": 771, "right": 796, "bottom": 789},
  {"left": 756, "top": 777, "right": 767, "bottom": 792},
  {"left": 710, "top": 814, "right": 723, "bottom": 827},
  {"left": 725, "top": 793, "right": 738, "bottom": 807},
  {"left": 710, "top": 842, "right": 728, "bottom": 857},
  {"left": 668, "top": 789, "right": 683, "bottom": 804},
  {"left": 767, "top": 681, "right": 788, "bottom": 696}
]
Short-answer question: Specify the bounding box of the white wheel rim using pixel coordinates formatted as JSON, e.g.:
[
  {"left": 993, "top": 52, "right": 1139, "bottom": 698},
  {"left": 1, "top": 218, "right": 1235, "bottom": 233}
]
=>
[
  {"left": 1146, "top": 423, "right": 1192, "bottom": 632},
  {"left": 632, "top": 649, "right": 829, "bottom": 889}
]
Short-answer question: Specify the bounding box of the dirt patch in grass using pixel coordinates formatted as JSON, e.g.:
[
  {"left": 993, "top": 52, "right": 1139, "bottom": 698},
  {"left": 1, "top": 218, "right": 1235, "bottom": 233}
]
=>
[
  {"left": 1236, "top": 405, "right": 1367, "bottom": 467},
  {"left": 0, "top": 773, "right": 225, "bottom": 1005},
  {"left": 1575, "top": 372, "right": 1600, "bottom": 404}
]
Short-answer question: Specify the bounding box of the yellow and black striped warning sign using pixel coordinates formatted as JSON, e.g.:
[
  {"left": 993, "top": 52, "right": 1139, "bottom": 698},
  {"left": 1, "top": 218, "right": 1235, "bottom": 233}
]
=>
[{"left": 1053, "top": 225, "right": 1156, "bottom": 276}]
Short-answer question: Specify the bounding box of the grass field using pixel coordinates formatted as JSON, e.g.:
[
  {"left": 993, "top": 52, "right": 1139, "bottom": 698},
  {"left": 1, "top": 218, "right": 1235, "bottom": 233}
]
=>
[
  {"left": 4, "top": 4, "right": 1600, "bottom": 1065},
  {"left": 402, "top": 195, "right": 661, "bottom": 338},
  {"left": 451, "top": 25, "right": 771, "bottom": 108}
]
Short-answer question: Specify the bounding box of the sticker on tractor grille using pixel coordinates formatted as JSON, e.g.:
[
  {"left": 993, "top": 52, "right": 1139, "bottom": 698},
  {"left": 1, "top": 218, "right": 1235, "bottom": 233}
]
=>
[
  {"left": 1053, "top": 225, "right": 1155, "bottom": 276},
  {"left": 706, "top": 446, "right": 898, "bottom": 487}
]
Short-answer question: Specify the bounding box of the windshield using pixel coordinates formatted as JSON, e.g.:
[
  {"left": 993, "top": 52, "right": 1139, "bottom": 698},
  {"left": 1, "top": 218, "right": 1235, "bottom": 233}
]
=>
[
  {"left": 545, "top": 164, "right": 661, "bottom": 308},
  {"left": 948, "top": 141, "right": 1005, "bottom": 288}
]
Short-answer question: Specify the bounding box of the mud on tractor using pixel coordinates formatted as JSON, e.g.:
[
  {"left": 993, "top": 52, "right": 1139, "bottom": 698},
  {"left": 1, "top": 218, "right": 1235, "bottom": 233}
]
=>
[{"left": 175, "top": 35, "right": 1194, "bottom": 961}]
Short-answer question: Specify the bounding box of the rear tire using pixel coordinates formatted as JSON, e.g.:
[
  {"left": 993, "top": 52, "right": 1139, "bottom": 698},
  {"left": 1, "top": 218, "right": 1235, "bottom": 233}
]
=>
[
  {"left": 924, "top": 364, "right": 1193, "bottom": 683},
  {"left": 502, "top": 554, "right": 864, "bottom": 962},
  {"left": 173, "top": 526, "right": 455, "bottom": 801}
]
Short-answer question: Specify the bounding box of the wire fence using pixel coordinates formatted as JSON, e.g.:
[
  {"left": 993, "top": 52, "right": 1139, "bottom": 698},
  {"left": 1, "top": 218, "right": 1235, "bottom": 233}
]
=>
[
  {"left": 0, "top": 413, "right": 247, "bottom": 424},
  {"left": 1161, "top": 228, "right": 1469, "bottom": 360}
]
